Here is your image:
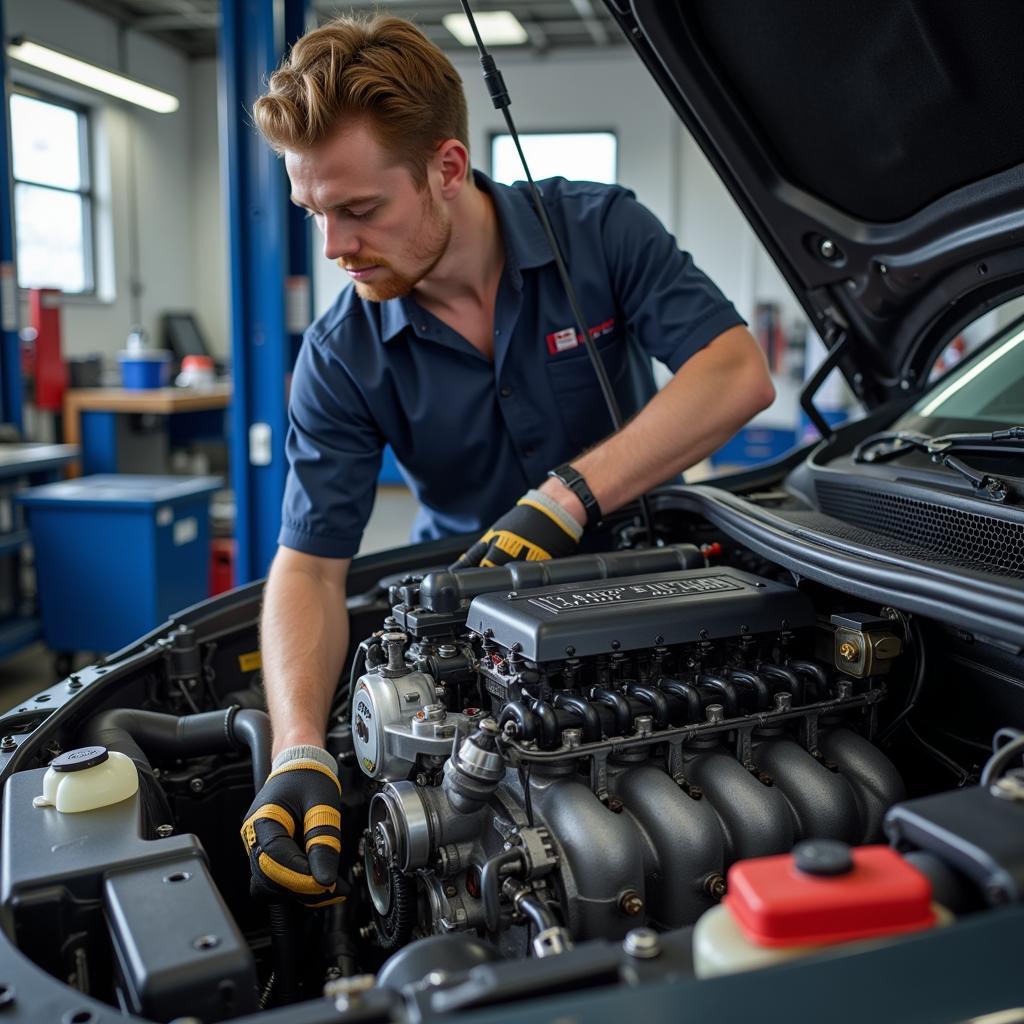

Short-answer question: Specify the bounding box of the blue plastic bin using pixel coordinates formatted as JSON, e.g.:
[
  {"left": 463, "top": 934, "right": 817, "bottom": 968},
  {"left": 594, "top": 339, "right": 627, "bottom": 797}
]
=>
[
  {"left": 117, "top": 350, "right": 172, "bottom": 389},
  {"left": 18, "top": 474, "right": 222, "bottom": 653}
]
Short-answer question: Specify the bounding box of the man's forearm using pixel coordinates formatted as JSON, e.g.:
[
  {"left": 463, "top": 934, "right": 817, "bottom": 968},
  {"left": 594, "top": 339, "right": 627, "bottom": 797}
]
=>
[
  {"left": 261, "top": 555, "right": 350, "bottom": 757},
  {"left": 541, "top": 326, "right": 775, "bottom": 521}
]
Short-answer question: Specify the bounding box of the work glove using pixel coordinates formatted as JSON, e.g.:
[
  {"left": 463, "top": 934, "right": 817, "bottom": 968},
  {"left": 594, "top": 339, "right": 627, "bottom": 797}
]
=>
[
  {"left": 451, "top": 488, "right": 583, "bottom": 569},
  {"left": 241, "top": 745, "right": 348, "bottom": 908}
]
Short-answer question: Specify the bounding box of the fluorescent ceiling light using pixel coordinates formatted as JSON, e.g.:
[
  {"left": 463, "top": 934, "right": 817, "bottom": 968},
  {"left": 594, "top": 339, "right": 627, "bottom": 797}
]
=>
[
  {"left": 7, "top": 39, "right": 180, "bottom": 114},
  {"left": 442, "top": 11, "right": 529, "bottom": 46}
]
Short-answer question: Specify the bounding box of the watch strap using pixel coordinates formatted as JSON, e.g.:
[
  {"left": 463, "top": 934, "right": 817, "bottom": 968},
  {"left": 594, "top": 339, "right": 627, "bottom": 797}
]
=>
[{"left": 547, "top": 463, "right": 602, "bottom": 527}]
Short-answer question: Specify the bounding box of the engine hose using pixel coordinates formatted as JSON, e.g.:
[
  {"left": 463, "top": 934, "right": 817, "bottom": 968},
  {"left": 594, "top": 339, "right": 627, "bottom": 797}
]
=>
[
  {"left": 590, "top": 687, "right": 633, "bottom": 736},
  {"left": 498, "top": 702, "right": 539, "bottom": 743},
  {"left": 696, "top": 673, "right": 739, "bottom": 717},
  {"left": 659, "top": 678, "right": 703, "bottom": 723},
  {"left": 624, "top": 683, "right": 671, "bottom": 729},
  {"left": 529, "top": 700, "right": 561, "bottom": 749},
  {"left": 516, "top": 892, "right": 559, "bottom": 934},
  {"left": 787, "top": 659, "right": 830, "bottom": 701},
  {"left": 268, "top": 901, "right": 303, "bottom": 1004},
  {"left": 755, "top": 662, "right": 806, "bottom": 706},
  {"left": 481, "top": 850, "right": 527, "bottom": 934},
  {"left": 81, "top": 706, "right": 272, "bottom": 795},
  {"left": 376, "top": 867, "right": 417, "bottom": 952},
  {"left": 552, "top": 693, "right": 602, "bottom": 742},
  {"left": 726, "top": 668, "right": 772, "bottom": 710}
]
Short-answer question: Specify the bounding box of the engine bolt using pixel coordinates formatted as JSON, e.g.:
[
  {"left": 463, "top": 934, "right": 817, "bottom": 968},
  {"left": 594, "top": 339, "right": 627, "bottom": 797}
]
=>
[
  {"left": 445, "top": 884, "right": 458, "bottom": 898},
  {"left": 189, "top": 778, "right": 204, "bottom": 793},
  {"left": 704, "top": 873, "right": 727, "bottom": 900},
  {"left": 155, "top": 824, "right": 174, "bottom": 838},
  {"left": 839, "top": 641, "right": 860, "bottom": 663},
  {"left": 634, "top": 715, "right": 653, "bottom": 737},
  {"left": 606, "top": 796, "right": 624, "bottom": 814},
  {"left": 438, "top": 644, "right": 457, "bottom": 658},
  {"left": 818, "top": 238, "right": 838, "bottom": 260},
  {"left": 705, "top": 704, "right": 724, "bottom": 724},
  {"left": 623, "top": 928, "right": 661, "bottom": 959},
  {"left": 757, "top": 772, "right": 775, "bottom": 787},
  {"left": 563, "top": 728, "right": 582, "bottom": 750},
  {"left": 0, "top": 736, "right": 15, "bottom": 752},
  {"left": 836, "top": 680, "right": 853, "bottom": 700},
  {"left": 619, "top": 890, "right": 644, "bottom": 916},
  {"left": 773, "top": 693, "right": 792, "bottom": 712}
]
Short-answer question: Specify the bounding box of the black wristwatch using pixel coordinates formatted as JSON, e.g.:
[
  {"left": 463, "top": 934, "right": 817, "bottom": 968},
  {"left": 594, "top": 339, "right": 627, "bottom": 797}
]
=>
[{"left": 547, "top": 463, "right": 602, "bottom": 528}]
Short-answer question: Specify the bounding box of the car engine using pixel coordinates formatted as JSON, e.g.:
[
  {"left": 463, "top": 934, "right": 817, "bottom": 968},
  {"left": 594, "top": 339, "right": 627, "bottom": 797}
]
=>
[{"left": 351, "top": 545, "right": 905, "bottom": 955}]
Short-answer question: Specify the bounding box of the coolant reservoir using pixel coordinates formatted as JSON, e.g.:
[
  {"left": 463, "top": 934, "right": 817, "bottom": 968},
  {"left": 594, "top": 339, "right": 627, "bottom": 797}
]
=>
[
  {"left": 694, "top": 841, "right": 950, "bottom": 978},
  {"left": 33, "top": 746, "right": 139, "bottom": 813}
]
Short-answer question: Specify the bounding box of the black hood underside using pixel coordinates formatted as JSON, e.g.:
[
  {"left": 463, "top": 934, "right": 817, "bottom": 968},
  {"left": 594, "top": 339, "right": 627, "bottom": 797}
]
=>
[{"left": 608, "top": 0, "right": 1024, "bottom": 403}]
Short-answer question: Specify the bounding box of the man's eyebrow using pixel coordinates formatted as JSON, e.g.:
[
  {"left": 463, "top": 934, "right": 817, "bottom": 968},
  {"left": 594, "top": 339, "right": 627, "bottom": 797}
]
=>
[{"left": 288, "top": 194, "right": 381, "bottom": 211}]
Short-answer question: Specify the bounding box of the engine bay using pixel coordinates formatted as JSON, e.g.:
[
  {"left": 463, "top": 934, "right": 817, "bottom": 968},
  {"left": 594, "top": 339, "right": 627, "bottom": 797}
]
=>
[{"left": 0, "top": 522, "right": 1021, "bottom": 1023}]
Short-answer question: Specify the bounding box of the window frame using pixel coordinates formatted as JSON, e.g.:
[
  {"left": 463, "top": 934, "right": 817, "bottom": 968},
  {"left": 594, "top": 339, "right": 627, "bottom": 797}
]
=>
[
  {"left": 487, "top": 127, "right": 619, "bottom": 186},
  {"left": 10, "top": 86, "right": 97, "bottom": 295}
]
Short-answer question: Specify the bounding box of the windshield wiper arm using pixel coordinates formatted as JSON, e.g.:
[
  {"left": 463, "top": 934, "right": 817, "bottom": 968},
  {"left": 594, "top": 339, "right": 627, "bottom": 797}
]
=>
[{"left": 853, "top": 426, "right": 1024, "bottom": 503}]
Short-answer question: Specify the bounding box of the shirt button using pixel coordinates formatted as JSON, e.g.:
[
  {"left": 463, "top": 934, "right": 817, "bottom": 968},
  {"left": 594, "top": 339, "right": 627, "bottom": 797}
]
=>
[{"left": 499, "top": 386, "right": 513, "bottom": 398}]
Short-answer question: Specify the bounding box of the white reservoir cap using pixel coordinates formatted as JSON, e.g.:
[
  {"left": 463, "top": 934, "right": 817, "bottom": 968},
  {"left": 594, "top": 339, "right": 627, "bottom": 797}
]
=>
[{"left": 34, "top": 746, "right": 139, "bottom": 813}]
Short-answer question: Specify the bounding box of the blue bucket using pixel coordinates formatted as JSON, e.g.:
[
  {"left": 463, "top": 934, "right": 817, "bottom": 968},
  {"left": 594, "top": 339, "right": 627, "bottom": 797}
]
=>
[{"left": 117, "top": 349, "right": 172, "bottom": 389}]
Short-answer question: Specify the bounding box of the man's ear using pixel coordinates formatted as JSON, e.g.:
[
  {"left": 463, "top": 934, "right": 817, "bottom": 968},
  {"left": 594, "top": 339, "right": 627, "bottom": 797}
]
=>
[{"left": 435, "top": 138, "right": 470, "bottom": 198}]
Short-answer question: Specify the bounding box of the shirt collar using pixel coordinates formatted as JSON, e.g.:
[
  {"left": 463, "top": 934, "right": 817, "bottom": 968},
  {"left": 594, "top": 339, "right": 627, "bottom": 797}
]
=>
[{"left": 378, "top": 170, "right": 553, "bottom": 343}]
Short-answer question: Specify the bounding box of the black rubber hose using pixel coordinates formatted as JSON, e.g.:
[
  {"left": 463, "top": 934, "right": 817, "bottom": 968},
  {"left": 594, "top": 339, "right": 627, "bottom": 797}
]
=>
[
  {"left": 552, "top": 693, "right": 602, "bottom": 742},
  {"left": 498, "top": 702, "right": 539, "bottom": 743},
  {"left": 517, "top": 893, "right": 558, "bottom": 934},
  {"left": 755, "top": 662, "right": 806, "bottom": 706},
  {"left": 268, "top": 901, "right": 303, "bottom": 1004},
  {"left": 83, "top": 706, "right": 272, "bottom": 795},
  {"left": 788, "top": 659, "right": 830, "bottom": 701},
  {"left": 696, "top": 673, "right": 739, "bottom": 717},
  {"left": 481, "top": 850, "right": 526, "bottom": 934},
  {"left": 590, "top": 686, "right": 633, "bottom": 736},
  {"left": 233, "top": 708, "right": 272, "bottom": 792},
  {"left": 529, "top": 700, "right": 561, "bottom": 749},
  {"left": 726, "top": 668, "right": 772, "bottom": 710},
  {"left": 624, "top": 683, "right": 671, "bottom": 729},
  {"left": 659, "top": 678, "right": 703, "bottom": 723}
]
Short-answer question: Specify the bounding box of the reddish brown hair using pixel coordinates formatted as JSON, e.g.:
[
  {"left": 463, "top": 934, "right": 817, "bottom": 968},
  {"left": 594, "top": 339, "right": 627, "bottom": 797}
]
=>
[{"left": 253, "top": 15, "right": 469, "bottom": 187}]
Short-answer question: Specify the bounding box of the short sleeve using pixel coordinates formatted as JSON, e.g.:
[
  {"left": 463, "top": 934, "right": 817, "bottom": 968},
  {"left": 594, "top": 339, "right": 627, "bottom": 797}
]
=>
[
  {"left": 278, "top": 333, "right": 383, "bottom": 558},
  {"left": 602, "top": 190, "right": 746, "bottom": 372}
]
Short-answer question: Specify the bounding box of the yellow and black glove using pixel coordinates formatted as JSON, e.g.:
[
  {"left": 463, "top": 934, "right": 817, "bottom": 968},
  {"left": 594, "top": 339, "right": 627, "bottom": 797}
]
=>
[
  {"left": 451, "top": 488, "right": 583, "bottom": 569},
  {"left": 241, "top": 745, "right": 348, "bottom": 908}
]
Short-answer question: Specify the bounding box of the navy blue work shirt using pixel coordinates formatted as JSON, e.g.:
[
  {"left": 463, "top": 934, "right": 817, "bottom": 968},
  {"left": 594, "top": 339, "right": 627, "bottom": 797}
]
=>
[{"left": 280, "top": 171, "right": 745, "bottom": 558}]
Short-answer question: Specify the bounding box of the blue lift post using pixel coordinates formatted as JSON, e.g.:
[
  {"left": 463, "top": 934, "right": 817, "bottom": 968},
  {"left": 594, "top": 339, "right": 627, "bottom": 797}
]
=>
[
  {"left": 0, "top": 1, "right": 23, "bottom": 431},
  {"left": 220, "top": 0, "right": 311, "bottom": 584}
]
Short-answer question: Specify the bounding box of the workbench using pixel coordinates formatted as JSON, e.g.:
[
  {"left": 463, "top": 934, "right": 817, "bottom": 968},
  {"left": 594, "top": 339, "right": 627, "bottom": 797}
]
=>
[
  {"left": 62, "top": 384, "right": 231, "bottom": 476},
  {"left": 0, "top": 443, "right": 78, "bottom": 660}
]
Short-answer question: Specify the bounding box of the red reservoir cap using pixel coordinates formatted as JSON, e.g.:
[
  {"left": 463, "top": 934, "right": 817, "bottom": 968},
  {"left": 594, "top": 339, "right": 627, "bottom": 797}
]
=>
[{"left": 724, "top": 843, "right": 936, "bottom": 948}]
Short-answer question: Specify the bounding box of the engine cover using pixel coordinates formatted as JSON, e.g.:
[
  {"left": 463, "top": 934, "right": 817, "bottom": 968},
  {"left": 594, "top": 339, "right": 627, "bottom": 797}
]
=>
[{"left": 465, "top": 567, "right": 814, "bottom": 662}]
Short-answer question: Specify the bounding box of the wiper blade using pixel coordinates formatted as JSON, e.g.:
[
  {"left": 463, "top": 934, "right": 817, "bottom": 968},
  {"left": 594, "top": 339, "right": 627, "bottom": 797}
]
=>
[{"left": 853, "top": 426, "right": 1024, "bottom": 504}]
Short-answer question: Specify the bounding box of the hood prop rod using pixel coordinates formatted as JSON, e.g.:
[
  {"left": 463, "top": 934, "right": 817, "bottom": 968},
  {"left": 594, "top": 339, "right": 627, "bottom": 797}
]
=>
[{"left": 460, "top": 0, "right": 654, "bottom": 545}]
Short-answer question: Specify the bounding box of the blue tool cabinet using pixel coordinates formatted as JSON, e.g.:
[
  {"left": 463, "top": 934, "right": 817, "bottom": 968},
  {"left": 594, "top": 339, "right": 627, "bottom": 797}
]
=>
[{"left": 18, "top": 475, "right": 221, "bottom": 654}]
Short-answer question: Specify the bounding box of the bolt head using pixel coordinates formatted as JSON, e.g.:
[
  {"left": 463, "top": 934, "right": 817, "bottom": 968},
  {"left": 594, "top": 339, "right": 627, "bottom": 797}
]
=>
[
  {"left": 623, "top": 927, "right": 661, "bottom": 959},
  {"left": 819, "top": 238, "right": 838, "bottom": 259}
]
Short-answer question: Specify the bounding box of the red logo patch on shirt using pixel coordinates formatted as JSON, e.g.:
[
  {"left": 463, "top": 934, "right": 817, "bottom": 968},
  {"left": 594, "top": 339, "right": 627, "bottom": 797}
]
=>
[{"left": 545, "top": 317, "right": 616, "bottom": 355}]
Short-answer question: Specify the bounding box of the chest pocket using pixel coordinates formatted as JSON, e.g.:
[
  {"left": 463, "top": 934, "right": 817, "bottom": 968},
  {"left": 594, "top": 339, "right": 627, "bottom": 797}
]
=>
[{"left": 545, "top": 328, "right": 630, "bottom": 453}]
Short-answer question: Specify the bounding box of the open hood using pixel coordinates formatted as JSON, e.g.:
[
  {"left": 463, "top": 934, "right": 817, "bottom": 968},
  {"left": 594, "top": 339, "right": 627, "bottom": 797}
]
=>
[{"left": 606, "top": 0, "right": 1024, "bottom": 406}]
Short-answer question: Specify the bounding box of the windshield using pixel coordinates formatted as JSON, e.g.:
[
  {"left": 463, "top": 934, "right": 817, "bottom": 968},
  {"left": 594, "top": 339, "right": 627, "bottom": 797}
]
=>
[{"left": 902, "top": 317, "right": 1024, "bottom": 429}]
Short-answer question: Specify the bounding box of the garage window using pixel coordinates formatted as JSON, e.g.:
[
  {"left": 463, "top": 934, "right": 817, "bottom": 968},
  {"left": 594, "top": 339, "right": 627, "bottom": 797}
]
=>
[
  {"left": 490, "top": 131, "right": 617, "bottom": 186},
  {"left": 10, "top": 91, "right": 94, "bottom": 294}
]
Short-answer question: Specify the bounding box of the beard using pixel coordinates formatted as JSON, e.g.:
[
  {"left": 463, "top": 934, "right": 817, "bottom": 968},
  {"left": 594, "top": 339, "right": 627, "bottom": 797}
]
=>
[{"left": 340, "top": 193, "right": 452, "bottom": 303}]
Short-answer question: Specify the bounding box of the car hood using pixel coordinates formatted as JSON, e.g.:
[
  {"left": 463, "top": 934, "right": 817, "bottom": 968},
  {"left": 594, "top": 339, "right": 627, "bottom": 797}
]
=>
[{"left": 606, "top": 0, "right": 1024, "bottom": 405}]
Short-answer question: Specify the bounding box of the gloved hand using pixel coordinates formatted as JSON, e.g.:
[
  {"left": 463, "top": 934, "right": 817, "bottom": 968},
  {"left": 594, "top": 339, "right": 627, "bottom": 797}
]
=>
[
  {"left": 241, "top": 745, "right": 348, "bottom": 908},
  {"left": 451, "top": 488, "right": 583, "bottom": 569}
]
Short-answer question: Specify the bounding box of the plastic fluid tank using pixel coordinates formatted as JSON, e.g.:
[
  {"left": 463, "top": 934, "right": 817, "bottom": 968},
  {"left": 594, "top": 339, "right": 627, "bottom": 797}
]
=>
[
  {"left": 34, "top": 746, "right": 139, "bottom": 813},
  {"left": 694, "top": 841, "right": 950, "bottom": 978}
]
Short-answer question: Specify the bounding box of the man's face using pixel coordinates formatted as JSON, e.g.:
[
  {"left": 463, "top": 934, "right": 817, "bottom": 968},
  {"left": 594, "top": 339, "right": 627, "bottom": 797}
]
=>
[{"left": 286, "top": 121, "right": 451, "bottom": 302}]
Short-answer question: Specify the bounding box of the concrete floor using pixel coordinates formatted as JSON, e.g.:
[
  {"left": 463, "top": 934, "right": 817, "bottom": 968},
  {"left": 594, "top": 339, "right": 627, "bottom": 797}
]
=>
[{"left": 0, "top": 486, "right": 420, "bottom": 714}]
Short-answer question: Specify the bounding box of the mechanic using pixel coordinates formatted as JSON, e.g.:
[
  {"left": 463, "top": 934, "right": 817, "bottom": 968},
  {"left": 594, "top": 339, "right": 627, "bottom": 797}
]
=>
[{"left": 240, "top": 14, "right": 776, "bottom": 907}]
